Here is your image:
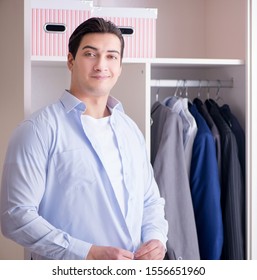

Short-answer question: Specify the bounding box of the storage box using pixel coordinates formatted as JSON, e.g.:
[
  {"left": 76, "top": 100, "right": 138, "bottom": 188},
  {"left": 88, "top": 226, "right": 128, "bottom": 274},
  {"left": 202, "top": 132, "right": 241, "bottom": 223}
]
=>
[
  {"left": 31, "top": 1, "right": 92, "bottom": 57},
  {"left": 91, "top": 7, "right": 157, "bottom": 58},
  {"left": 31, "top": 1, "right": 157, "bottom": 58}
]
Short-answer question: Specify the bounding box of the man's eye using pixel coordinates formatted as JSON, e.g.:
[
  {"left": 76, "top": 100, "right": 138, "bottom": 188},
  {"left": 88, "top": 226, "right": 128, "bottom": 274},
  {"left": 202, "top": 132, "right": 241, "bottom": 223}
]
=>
[
  {"left": 108, "top": 55, "right": 118, "bottom": 60},
  {"left": 85, "top": 52, "right": 95, "bottom": 57}
]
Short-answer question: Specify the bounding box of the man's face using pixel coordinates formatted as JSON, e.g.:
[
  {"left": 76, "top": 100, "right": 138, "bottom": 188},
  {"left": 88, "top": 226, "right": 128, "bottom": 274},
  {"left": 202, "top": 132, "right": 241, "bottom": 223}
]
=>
[{"left": 67, "top": 32, "right": 122, "bottom": 98}]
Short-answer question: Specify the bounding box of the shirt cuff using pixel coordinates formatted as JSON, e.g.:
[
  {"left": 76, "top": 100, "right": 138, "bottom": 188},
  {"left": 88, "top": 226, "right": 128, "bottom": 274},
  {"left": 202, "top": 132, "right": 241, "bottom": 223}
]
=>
[
  {"left": 63, "top": 237, "right": 92, "bottom": 260},
  {"left": 142, "top": 231, "right": 168, "bottom": 250}
]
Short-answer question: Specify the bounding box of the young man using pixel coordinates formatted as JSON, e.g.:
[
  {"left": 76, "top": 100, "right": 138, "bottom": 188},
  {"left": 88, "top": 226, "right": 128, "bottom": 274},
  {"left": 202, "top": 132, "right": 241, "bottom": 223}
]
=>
[{"left": 1, "top": 17, "right": 168, "bottom": 260}]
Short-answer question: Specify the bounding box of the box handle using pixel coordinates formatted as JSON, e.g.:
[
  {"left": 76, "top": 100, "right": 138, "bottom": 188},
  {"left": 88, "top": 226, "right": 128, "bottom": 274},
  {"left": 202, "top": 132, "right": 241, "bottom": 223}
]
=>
[
  {"left": 44, "top": 23, "right": 67, "bottom": 33},
  {"left": 118, "top": 27, "right": 134, "bottom": 36}
]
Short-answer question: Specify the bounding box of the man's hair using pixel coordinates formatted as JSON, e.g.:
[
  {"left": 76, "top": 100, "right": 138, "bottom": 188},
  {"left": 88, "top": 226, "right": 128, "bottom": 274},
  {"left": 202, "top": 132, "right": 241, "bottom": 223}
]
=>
[{"left": 68, "top": 17, "right": 124, "bottom": 60}]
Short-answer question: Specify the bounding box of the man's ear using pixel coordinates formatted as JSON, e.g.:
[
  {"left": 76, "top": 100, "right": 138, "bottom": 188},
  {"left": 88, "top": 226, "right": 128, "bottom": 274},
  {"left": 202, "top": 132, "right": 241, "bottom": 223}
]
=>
[{"left": 67, "top": 52, "right": 74, "bottom": 70}]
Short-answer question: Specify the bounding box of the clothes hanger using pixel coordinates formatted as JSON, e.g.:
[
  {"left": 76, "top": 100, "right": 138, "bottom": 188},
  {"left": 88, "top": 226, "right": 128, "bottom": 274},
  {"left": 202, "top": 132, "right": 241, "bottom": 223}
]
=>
[
  {"left": 155, "top": 86, "right": 160, "bottom": 102},
  {"left": 174, "top": 79, "right": 183, "bottom": 97},
  {"left": 197, "top": 80, "right": 202, "bottom": 99},
  {"left": 183, "top": 80, "right": 193, "bottom": 104},
  {"left": 206, "top": 80, "right": 210, "bottom": 100},
  {"left": 214, "top": 79, "right": 224, "bottom": 104},
  {"left": 180, "top": 80, "right": 186, "bottom": 97},
  {"left": 163, "top": 79, "right": 182, "bottom": 106},
  {"left": 180, "top": 80, "right": 188, "bottom": 97}
]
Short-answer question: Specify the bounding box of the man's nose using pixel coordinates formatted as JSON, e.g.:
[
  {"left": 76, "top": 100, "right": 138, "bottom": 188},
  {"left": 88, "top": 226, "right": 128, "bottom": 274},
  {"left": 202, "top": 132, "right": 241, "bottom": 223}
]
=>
[{"left": 93, "top": 57, "right": 108, "bottom": 71}]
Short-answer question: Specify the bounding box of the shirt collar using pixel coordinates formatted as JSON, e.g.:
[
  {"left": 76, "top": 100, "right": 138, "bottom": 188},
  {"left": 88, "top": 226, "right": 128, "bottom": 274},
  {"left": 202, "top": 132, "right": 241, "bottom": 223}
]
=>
[
  {"left": 60, "top": 90, "right": 86, "bottom": 113},
  {"left": 60, "top": 90, "right": 124, "bottom": 114},
  {"left": 107, "top": 95, "right": 124, "bottom": 113}
]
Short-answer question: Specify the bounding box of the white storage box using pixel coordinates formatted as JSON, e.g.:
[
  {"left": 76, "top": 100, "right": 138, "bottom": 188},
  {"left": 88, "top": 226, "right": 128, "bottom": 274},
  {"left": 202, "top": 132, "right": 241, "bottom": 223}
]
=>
[{"left": 31, "top": 1, "right": 157, "bottom": 58}]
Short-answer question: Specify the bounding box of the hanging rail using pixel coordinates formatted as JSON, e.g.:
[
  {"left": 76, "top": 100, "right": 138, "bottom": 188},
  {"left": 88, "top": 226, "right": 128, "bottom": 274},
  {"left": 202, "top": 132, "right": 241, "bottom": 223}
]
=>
[{"left": 150, "top": 79, "right": 233, "bottom": 88}]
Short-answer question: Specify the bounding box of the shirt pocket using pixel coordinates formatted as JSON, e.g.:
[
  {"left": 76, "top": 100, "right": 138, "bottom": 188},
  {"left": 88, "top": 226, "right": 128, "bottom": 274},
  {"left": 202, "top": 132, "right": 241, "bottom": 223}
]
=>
[{"left": 53, "top": 148, "right": 97, "bottom": 192}]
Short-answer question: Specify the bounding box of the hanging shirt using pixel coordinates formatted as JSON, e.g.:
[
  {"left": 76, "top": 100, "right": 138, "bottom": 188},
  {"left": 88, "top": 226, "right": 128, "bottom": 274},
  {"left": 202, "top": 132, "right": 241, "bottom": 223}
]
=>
[
  {"left": 180, "top": 98, "right": 197, "bottom": 176},
  {"left": 165, "top": 96, "right": 197, "bottom": 176},
  {"left": 164, "top": 96, "right": 191, "bottom": 148},
  {"left": 0, "top": 91, "right": 168, "bottom": 260}
]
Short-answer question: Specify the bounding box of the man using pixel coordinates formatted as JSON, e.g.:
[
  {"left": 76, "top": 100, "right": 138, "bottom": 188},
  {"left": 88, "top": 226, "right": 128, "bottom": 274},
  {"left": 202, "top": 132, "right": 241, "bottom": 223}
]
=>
[{"left": 1, "top": 17, "right": 168, "bottom": 260}]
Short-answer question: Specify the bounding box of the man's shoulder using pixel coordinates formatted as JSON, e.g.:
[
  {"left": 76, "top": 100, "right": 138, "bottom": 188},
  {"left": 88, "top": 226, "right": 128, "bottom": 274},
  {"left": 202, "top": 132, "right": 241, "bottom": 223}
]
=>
[{"left": 26, "top": 99, "right": 62, "bottom": 124}]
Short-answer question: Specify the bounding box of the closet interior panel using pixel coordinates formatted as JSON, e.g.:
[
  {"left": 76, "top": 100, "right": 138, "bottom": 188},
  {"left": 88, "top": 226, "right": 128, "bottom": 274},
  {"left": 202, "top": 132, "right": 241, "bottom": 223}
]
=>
[
  {"left": 31, "top": 62, "right": 70, "bottom": 113},
  {"left": 111, "top": 62, "right": 149, "bottom": 138}
]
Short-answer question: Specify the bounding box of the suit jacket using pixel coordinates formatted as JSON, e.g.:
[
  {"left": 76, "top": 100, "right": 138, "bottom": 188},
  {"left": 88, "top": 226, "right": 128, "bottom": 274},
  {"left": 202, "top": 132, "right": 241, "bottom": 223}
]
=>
[
  {"left": 219, "top": 104, "right": 245, "bottom": 182},
  {"left": 194, "top": 98, "right": 222, "bottom": 180},
  {"left": 151, "top": 101, "right": 200, "bottom": 260},
  {"left": 189, "top": 103, "right": 223, "bottom": 259},
  {"left": 205, "top": 99, "right": 245, "bottom": 260}
]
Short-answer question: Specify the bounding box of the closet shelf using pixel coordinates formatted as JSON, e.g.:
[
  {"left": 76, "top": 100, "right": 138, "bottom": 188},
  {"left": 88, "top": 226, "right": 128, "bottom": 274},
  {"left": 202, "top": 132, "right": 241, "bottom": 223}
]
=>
[
  {"left": 31, "top": 56, "right": 152, "bottom": 66},
  {"left": 150, "top": 58, "right": 245, "bottom": 68},
  {"left": 31, "top": 56, "right": 245, "bottom": 67}
]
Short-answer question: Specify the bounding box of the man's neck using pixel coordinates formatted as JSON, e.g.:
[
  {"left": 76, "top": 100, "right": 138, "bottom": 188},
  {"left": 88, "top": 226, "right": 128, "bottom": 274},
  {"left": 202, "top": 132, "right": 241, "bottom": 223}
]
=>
[
  {"left": 68, "top": 89, "right": 111, "bottom": 118},
  {"left": 84, "top": 103, "right": 111, "bottom": 119}
]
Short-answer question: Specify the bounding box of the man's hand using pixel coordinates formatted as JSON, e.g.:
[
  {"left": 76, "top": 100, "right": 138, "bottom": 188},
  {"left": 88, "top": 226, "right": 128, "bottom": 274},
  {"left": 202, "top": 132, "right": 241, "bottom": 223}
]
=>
[
  {"left": 134, "top": 239, "right": 165, "bottom": 260},
  {"left": 86, "top": 245, "right": 134, "bottom": 260}
]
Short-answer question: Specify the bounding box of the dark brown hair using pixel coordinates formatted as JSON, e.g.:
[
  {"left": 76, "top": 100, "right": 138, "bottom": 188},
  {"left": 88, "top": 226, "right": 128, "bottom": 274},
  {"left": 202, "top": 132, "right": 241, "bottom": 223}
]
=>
[{"left": 68, "top": 17, "right": 124, "bottom": 60}]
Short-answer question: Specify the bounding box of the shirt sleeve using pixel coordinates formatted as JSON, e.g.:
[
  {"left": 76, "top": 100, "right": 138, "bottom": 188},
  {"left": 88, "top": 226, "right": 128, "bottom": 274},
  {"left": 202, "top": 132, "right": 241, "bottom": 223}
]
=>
[{"left": 0, "top": 120, "right": 91, "bottom": 260}]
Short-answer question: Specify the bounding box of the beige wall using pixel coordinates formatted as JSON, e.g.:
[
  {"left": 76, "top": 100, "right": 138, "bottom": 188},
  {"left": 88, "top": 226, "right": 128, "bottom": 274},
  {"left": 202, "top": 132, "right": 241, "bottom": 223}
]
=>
[
  {"left": 205, "top": 0, "right": 246, "bottom": 59},
  {"left": 0, "top": 0, "right": 26, "bottom": 259},
  {"left": 94, "top": 0, "right": 246, "bottom": 59}
]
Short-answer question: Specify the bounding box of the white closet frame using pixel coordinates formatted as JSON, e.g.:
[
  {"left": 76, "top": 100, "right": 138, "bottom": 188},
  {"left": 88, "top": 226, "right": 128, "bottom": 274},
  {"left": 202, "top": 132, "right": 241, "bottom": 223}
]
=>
[{"left": 247, "top": 0, "right": 257, "bottom": 260}]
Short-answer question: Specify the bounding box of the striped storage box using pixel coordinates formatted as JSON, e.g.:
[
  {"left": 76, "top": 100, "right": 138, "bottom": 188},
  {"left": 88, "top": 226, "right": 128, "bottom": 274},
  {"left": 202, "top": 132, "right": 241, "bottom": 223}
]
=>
[
  {"left": 31, "top": 1, "right": 157, "bottom": 58},
  {"left": 31, "top": 1, "right": 92, "bottom": 57},
  {"left": 91, "top": 7, "right": 157, "bottom": 58}
]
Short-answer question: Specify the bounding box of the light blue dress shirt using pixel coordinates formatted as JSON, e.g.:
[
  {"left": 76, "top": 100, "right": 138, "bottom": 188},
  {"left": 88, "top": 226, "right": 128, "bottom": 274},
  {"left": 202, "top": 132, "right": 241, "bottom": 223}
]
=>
[{"left": 1, "top": 91, "right": 168, "bottom": 260}]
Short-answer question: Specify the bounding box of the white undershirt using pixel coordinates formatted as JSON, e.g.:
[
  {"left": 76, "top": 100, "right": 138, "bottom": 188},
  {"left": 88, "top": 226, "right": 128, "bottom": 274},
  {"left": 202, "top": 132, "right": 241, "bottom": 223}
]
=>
[{"left": 81, "top": 114, "right": 127, "bottom": 217}]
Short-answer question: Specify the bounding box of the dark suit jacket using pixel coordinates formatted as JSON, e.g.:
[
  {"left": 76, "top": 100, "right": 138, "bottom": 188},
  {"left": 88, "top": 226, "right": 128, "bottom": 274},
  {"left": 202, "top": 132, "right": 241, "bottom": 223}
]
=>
[
  {"left": 194, "top": 98, "right": 222, "bottom": 180},
  {"left": 219, "top": 104, "right": 245, "bottom": 182},
  {"left": 205, "top": 99, "right": 245, "bottom": 260}
]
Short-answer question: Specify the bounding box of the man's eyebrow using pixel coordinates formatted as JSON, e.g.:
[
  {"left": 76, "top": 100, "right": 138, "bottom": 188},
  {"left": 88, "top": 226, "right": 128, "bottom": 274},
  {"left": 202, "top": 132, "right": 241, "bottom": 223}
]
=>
[
  {"left": 82, "top": 45, "right": 120, "bottom": 54},
  {"left": 82, "top": 45, "right": 97, "bottom": 51}
]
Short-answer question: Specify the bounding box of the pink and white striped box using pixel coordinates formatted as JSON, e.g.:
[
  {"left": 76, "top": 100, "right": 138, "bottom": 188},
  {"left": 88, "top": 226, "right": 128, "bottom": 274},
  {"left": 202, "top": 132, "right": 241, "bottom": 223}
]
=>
[
  {"left": 31, "top": 1, "right": 92, "bottom": 57},
  {"left": 91, "top": 7, "right": 157, "bottom": 58},
  {"left": 31, "top": 1, "right": 157, "bottom": 58}
]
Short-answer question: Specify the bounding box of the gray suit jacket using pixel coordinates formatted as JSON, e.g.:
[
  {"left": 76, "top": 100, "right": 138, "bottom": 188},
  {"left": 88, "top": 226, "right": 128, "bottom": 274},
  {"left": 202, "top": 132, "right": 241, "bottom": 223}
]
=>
[{"left": 151, "top": 102, "right": 200, "bottom": 260}]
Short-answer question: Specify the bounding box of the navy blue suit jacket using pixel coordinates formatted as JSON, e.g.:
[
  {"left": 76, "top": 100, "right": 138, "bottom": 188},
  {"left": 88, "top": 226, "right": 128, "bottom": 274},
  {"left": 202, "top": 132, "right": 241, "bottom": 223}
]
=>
[{"left": 189, "top": 103, "right": 224, "bottom": 260}]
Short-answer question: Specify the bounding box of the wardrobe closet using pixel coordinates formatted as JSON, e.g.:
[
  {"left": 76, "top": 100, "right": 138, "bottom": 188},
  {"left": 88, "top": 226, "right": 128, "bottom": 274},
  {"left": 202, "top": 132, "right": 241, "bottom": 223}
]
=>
[
  {"left": 150, "top": 61, "right": 245, "bottom": 260},
  {"left": 0, "top": 0, "right": 256, "bottom": 260}
]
